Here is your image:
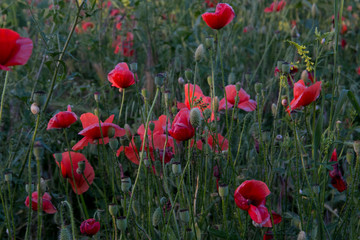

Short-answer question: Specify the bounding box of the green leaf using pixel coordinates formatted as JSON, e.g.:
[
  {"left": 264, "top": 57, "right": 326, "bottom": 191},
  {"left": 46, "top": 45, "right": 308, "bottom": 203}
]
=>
[{"left": 347, "top": 90, "right": 360, "bottom": 116}]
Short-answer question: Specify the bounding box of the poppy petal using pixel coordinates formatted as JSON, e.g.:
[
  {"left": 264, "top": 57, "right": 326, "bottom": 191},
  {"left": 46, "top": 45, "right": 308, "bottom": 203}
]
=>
[
  {"left": 238, "top": 180, "right": 271, "bottom": 202},
  {"left": 80, "top": 113, "right": 99, "bottom": 129}
]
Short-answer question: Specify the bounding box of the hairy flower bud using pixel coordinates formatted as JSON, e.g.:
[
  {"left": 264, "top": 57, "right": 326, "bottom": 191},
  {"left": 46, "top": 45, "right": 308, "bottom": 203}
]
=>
[
  {"left": 212, "top": 97, "right": 219, "bottom": 113},
  {"left": 31, "top": 103, "right": 40, "bottom": 115},
  {"left": 190, "top": 108, "right": 202, "bottom": 128},
  {"left": 152, "top": 207, "right": 162, "bottom": 226},
  {"left": 76, "top": 161, "right": 86, "bottom": 175},
  {"left": 58, "top": 226, "right": 72, "bottom": 240},
  {"left": 195, "top": 44, "right": 205, "bottom": 62}
]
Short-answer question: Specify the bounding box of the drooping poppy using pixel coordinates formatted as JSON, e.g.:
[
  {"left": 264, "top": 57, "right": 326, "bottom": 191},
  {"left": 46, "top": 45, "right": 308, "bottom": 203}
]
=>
[
  {"left": 25, "top": 191, "right": 57, "bottom": 214},
  {"left": 264, "top": 1, "right": 286, "bottom": 13},
  {"left": 72, "top": 113, "right": 126, "bottom": 151},
  {"left": 287, "top": 80, "right": 321, "bottom": 113},
  {"left": 219, "top": 85, "right": 257, "bottom": 112},
  {"left": 329, "top": 149, "right": 347, "bottom": 192},
  {"left": 47, "top": 105, "right": 78, "bottom": 130},
  {"left": 234, "top": 180, "right": 271, "bottom": 225},
  {"left": 202, "top": 3, "right": 235, "bottom": 30},
  {"left": 80, "top": 218, "right": 100, "bottom": 236},
  {"left": 107, "top": 62, "right": 135, "bottom": 89},
  {"left": 54, "top": 151, "right": 95, "bottom": 195},
  {"left": 0, "top": 28, "right": 33, "bottom": 71},
  {"left": 169, "top": 108, "right": 195, "bottom": 141}
]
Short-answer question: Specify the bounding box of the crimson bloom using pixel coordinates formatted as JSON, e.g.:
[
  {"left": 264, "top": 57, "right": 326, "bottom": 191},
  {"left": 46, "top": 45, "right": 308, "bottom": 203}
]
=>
[
  {"left": 219, "top": 85, "right": 257, "bottom": 112},
  {"left": 329, "top": 149, "right": 347, "bottom": 192},
  {"left": 180, "top": 84, "right": 211, "bottom": 111},
  {"left": 0, "top": 28, "right": 33, "bottom": 71},
  {"left": 169, "top": 108, "right": 195, "bottom": 141},
  {"left": 264, "top": 1, "right": 286, "bottom": 13},
  {"left": 196, "top": 133, "right": 229, "bottom": 152},
  {"left": 108, "top": 62, "right": 135, "bottom": 89},
  {"left": 25, "top": 191, "right": 57, "bottom": 214},
  {"left": 357, "top": 67, "right": 360, "bottom": 76},
  {"left": 287, "top": 80, "right": 322, "bottom": 113},
  {"left": 202, "top": 3, "right": 235, "bottom": 30},
  {"left": 47, "top": 105, "right": 77, "bottom": 130},
  {"left": 234, "top": 180, "right": 271, "bottom": 225},
  {"left": 54, "top": 152, "right": 95, "bottom": 195},
  {"left": 72, "top": 113, "right": 126, "bottom": 151},
  {"left": 80, "top": 219, "right": 100, "bottom": 236}
]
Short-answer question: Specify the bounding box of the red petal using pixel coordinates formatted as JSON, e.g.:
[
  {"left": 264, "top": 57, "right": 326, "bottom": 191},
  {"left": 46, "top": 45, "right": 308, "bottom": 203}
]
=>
[
  {"left": 43, "top": 199, "right": 57, "bottom": 214},
  {"left": 237, "top": 180, "right": 271, "bottom": 203},
  {"left": 104, "top": 114, "right": 115, "bottom": 123},
  {"left": 5, "top": 37, "right": 33, "bottom": 67},
  {"left": 248, "top": 204, "right": 270, "bottom": 225},
  {"left": 72, "top": 137, "right": 92, "bottom": 151},
  {"left": 202, "top": 3, "right": 235, "bottom": 29},
  {"left": 0, "top": 29, "right": 20, "bottom": 65},
  {"left": 80, "top": 113, "right": 99, "bottom": 129},
  {"left": 237, "top": 99, "right": 257, "bottom": 112}
]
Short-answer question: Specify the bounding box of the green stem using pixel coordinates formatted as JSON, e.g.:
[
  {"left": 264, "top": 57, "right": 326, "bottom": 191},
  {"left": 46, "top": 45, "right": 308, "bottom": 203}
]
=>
[
  {"left": 118, "top": 88, "right": 126, "bottom": 124},
  {"left": 0, "top": 71, "right": 10, "bottom": 125}
]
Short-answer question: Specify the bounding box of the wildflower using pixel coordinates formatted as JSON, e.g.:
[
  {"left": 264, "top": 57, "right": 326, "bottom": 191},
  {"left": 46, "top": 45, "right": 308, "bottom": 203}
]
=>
[
  {"left": 0, "top": 28, "right": 33, "bottom": 71},
  {"left": 113, "top": 32, "right": 134, "bottom": 57},
  {"left": 204, "top": 0, "right": 218, "bottom": 8},
  {"left": 357, "top": 67, "right": 360, "bottom": 75},
  {"left": 81, "top": 22, "right": 94, "bottom": 32},
  {"left": 54, "top": 152, "right": 95, "bottom": 195},
  {"left": 264, "top": 0, "right": 286, "bottom": 13},
  {"left": 108, "top": 62, "right": 135, "bottom": 90},
  {"left": 287, "top": 79, "right": 321, "bottom": 114},
  {"left": 287, "top": 41, "right": 314, "bottom": 72},
  {"left": 169, "top": 108, "right": 195, "bottom": 141},
  {"left": 47, "top": 105, "right": 78, "bottom": 130},
  {"left": 202, "top": 3, "right": 235, "bottom": 30},
  {"left": 25, "top": 191, "right": 57, "bottom": 214},
  {"left": 196, "top": 133, "right": 229, "bottom": 152},
  {"left": 80, "top": 219, "right": 100, "bottom": 236},
  {"left": 72, "top": 113, "right": 126, "bottom": 151},
  {"left": 329, "top": 149, "right": 347, "bottom": 192},
  {"left": 219, "top": 85, "right": 257, "bottom": 112}
]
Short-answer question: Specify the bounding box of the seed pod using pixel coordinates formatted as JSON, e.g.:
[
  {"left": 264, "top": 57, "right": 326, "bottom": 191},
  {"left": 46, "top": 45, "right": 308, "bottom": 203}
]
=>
[
  {"left": 185, "top": 69, "right": 193, "bottom": 81},
  {"left": 109, "top": 204, "right": 119, "bottom": 217},
  {"left": 281, "top": 62, "right": 291, "bottom": 73},
  {"left": 58, "top": 226, "right": 72, "bottom": 240},
  {"left": 155, "top": 73, "right": 165, "bottom": 87},
  {"left": 31, "top": 103, "right": 40, "bottom": 115},
  {"left": 190, "top": 108, "right": 202, "bottom": 128},
  {"left": 152, "top": 207, "right": 162, "bottom": 227},
  {"left": 109, "top": 138, "right": 119, "bottom": 151},
  {"left": 121, "top": 177, "right": 132, "bottom": 192},
  {"left": 194, "top": 44, "right": 205, "bottom": 62},
  {"left": 218, "top": 184, "right": 229, "bottom": 198},
  {"left": 116, "top": 216, "right": 127, "bottom": 232},
  {"left": 130, "top": 62, "right": 138, "bottom": 72},
  {"left": 179, "top": 209, "right": 190, "bottom": 223},
  {"left": 33, "top": 91, "right": 46, "bottom": 107},
  {"left": 172, "top": 162, "right": 182, "bottom": 176}
]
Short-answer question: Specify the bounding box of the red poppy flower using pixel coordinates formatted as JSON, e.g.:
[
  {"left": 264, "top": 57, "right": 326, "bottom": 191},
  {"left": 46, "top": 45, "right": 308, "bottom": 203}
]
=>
[
  {"left": 234, "top": 180, "right": 271, "bottom": 225},
  {"left": 25, "top": 191, "right": 57, "bottom": 214},
  {"left": 202, "top": 3, "right": 235, "bottom": 30},
  {"left": 262, "top": 211, "right": 282, "bottom": 227},
  {"left": 113, "top": 32, "right": 134, "bottom": 57},
  {"left": 219, "top": 85, "right": 257, "bottom": 112},
  {"left": 82, "top": 22, "right": 94, "bottom": 32},
  {"left": 264, "top": 1, "right": 286, "bottom": 13},
  {"left": 196, "top": 133, "right": 228, "bottom": 152},
  {"left": 263, "top": 231, "right": 274, "bottom": 240},
  {"left": 0, "top": 28, "right": 33, "bottom": 71},
  {"left": 329, "top": 149, "right": 347, "bottom": 192},
  {"left": 357, "top": 67, "right": 360, "bottom": 76},
  {"left": 80, "top": 218, "right": 100, "bottom": 236},
  {"left": 47, "top": 105, "right": 78, "bottom": 130},
  {"left": 169, "top": 108, "right": 195, "bottom": 141},
  {"left": 108, "top": 62, "right": 135, "bottom": 89},
  {"left": 72, "top": 113, "right": 126, "bottom": 151},
  {"left": 54, "top": 152, "right": 95, "bottom": 195},
  {"left": 287, "top": 80, "right": 321, "bottom": 113},
  {"left": 181, "top": 84, "right": 212, "bottom": 111}
]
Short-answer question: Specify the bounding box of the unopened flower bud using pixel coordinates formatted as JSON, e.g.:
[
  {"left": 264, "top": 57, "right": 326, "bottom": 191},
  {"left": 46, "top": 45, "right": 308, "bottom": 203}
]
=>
[
  {"left": 179, "top": 209, "right": 190, "bottom": 223},
  {"left": 109, "top": 204, "right": 119, "bottom": 217},
  {"left": 354, "top": 141, "right": 360, "bottom": 155},
  {"left": 282, "top": 62, "right": 291, "bottom": 73},
  {"left": 212, "top": 97, "right": 219, "bottom": 113},
  {"left": 141, "top": 88, "right": 148, "bottom": 100},
  {"left": 190, "top": 108, "right": 202, "bottom": 128},
  {"left": 195, "top": 44, "right": 205, "bottom": 62},
  {"left": 297, "top": 230, "right": 306, "bottom": 240},
  {"left": 33, "top": 141, "right": 43, "bottom": 160},
  {"left": 116, "top": 216, "right": 127, "bottom": 232},
  {"left": 172, "top": 162, "right": 181, "bottom": 176},
  {"left": 76, "top": 161, "right": 86, "bottom": 175},
  {"left": 185, "top": 69, "right": 193, "bottom": 81},
  {"left": 33, "top": 91, "right": 46, "bottom": 107},
  {"left": 311, "top": 3, "right": 317, "bottom": 18},
  {"left": 205, "top": 37, "right": 215, "bottom": 49},
  {"left": 178, "top": 77, "right": 185, "bottom": 85},
  {"left": 121, "top": 177, "right": 132, "bottom": 192},
  {"left": 155, "top": 73, "right": 165, "bottom": 87},
  {"left": 149, "top": 122, "right": 155, "bottom": 132},
  {"left": 218, "top": 184, "right": 229, "bottom": 198},
  {"left": 109, "top": 138, "right": 119, "bottom": 151},
  {"left": 271, "top": 103, "right": 277, "bottom": 116},
  {"left": 4, "top": 171, "right": 12, "bottom": 182},
  {"left": 207, "top": 76, "right": 212, "bottom": 88},
  {"left": 281, "top": 96, "right": 288, "bottom": 106},
  {"left": 58, "top": 226, "right": 72, "bottom": 240},
  {"left": 301, "top": 70, "right": 309, "bottom": 81},
  {"left": 255, "top": 83, "right": 262, "bottom": 94},
  {"left": 94, "top": 92, "right": 100, "bottom": 102},
  {"left": 107, "top": 127, "right": 116, "bottom": 138},
  {"left": 346, "top": 149, "right": 353, "bottom": 165},
  {"left": 130, "top": 62, "right": 138, "bottom": 72},
  {"left": 31, "top": 103, "right": 40, "bottom": 115},
  {"left": 152, "top": 207, "right": 162, "bottom": 226}
]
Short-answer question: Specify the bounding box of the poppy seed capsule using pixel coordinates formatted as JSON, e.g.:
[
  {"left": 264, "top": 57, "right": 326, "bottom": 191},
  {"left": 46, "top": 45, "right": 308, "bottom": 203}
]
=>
[
  {"left": 218, "top": 184, "right": 229, "bottom": 198},
  {"left": 152, "top": 207, "right": 162, "bottom": 226},
  {"left": 155, "top": 73, "right": 165, "bottom": 87},
  {"left": 76, "top": 161, "right": 86, "bottom": 175},
  {"left": 33, "top": 91, "right": 46, "bottom": 107},
  {"left": 281, "top": 62, "right": 291, "bottom": 73},
  {"left": 172, "top": 162, "right": 182, "bottom": 176},
  {"left": 109, "top": 204, "right": 119, "bottom": 217},
  {"left": 185, "top": 69, "right": 193, "bottom": 81},
  {"left": 39, "top": 178, "right": 47, "bottom": 192},
  {"left": 190, "top": 108, "right": 202, "bottom": 128},
  {"left": 4, "top": 172, "right": 12, "bottom": 182},
  {"left": 195, "top": 44, "right": 205, "bottom": 62},
  {"left": 255, "top": 83, "right": 262, "bottom": 94},
  {"left": 179, "top": 209, "right": 190, "bottom": 223},
  {"left": 31, "top": 103, "right": 40, "bottom": 115},
  {"left": 121, "top": 177, "right": 132, "bottom": 192},
  {"left": 116, "top": 216, "right": 127, "bottom": 232},
  {"left": 109, "top": 138, "right": 119, "bottom": 151},
  {"left": 130, "top": 62, "right": 138, "bottom": 72}
]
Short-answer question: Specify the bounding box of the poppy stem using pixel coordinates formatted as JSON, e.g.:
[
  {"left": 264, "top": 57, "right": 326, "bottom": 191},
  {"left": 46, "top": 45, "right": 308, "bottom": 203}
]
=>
[
  {"left": 118, "top": 88, "right": 126, "bottom": 124},
  {"left": 0, "top": 71, "right": 10, "bottom": 126}
]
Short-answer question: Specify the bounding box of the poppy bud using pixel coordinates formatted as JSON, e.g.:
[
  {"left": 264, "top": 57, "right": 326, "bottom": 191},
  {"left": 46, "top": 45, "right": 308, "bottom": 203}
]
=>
[
  {"left": 235, "top": 82, "right": 241, "bottom": 91},
  {"left": 218, "top": 184, "right": 229, "bottom": 198},
  {"left": 130, "top": 62, "right": 138, "bottom": 72},
  {"left": 149, "top": 122, "right": 155, "bottom": 131},
  {"left": 346, "top": 149, "right": 353, "bottom": 165},
  {"left": 39, "top": 178, "right": 47, "bottom": 192},
  {"left": 195, "top": 44, "right": 205, "bottom": 62},
  {"left": 33, "top": 91, "right": 46, "bottom": 107},
  {"left": 271, "top": 103, "right": 277, "bottom": 116},
  {"left": 297, "top": 231, "right": 306, "bottom": 240},
  {"left": 207, "top": 76, "right": 212, "bottom": 88},
  {"left": 121, "top": 177, "right": 132, "bottom": 192},
  {"left": 132, "top": 200, "right": 140, "bottom": 216},
  {"left": 277, "top": 61, "right": 284, "bottom": 71},
  {"left": 205, "top": 37, "right": 215, "bottom": 49},
  {"left": 152, "top": 207, "right": 162, "bottom": 226},
  {"left": 109, "top": 204, "right": 119, "bottom": 217},
  {"left": 155, "top": 73, "right": 165, "bottom": 87},
  {"left": 109, "top": 138, "right": 119, "bottom": 151},
  {"left": 179, "top": 209, "right": 190, "bottom": 223},
  {"left": 54, "top": 152, "right": 63, "bottom": 163},
  {"left": 116, "top": 216, "right": 127, "bottom": 232},
  {"left": 178, "top": 77, "right": 185, "bottom": 85},
  {"left": 25, "top": 182, "right": 34, "bottom": 193},
  {"left": 212, "top": 97, "right": 219, "bottom": 113},
  {"left": 281, "top": 62, "right": 291, "bottom": 73},
  {"left": 190, "top": 108, "right": 202, "bottom": 128},
  {"left": 160, "top": 197, "right": 167, "bottom": 205},
  {"left": 58, "top": 226, "right": 72, "bottom": 240},
  {"left": 31, "top": 103, "right": 40, "bottom": 115},
  {"left": 141, "top": 88, "right": 148, "bottom": 100},
  {"left": 171, "top": 106, "right": 177, "bottom": 115},
  {"left": 76, "top": 160, "right": 86, "bottom": 175},
  {"left": 301, "top": 70, "right": 308, "bottom": 81},
  {"left": 33, "top": 141, "right": 43, "bottom": 160},
  {"left": 4, "top": 171, "right": 12, "bottom": 182},
  {"left": 203, "top": 108, "right": 212, "bottom": 120},
  {"left": 107, "top": 127, "right": 116, "bottom": 138},
  {"left": 311, "top": 4, "right": 317, "bottom": 18},
  {"left": 185, "top": 69, "right": 193, "bottom": 81},
  {"left": 354, "top": 141, "right": 360, "bottom": 156},
  {"left": 281, "top": 96, "right": 288, "bottom": 106},
  {"left": 172, "top": 162, "right": 182, "bottom": 176},
  {"left": 255, "top": 83, "right": 262, "bottom": 94},
  {"left": 94, "top": 92, "right": 100, "bottom": 102}
]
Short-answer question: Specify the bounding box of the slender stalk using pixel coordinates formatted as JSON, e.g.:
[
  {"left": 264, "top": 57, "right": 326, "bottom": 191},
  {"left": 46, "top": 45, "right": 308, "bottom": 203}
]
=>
[
  {"left": 0, "top": 71, "right": 10, "bottom": 125},
  {"left": 118, "top": 89, "right": 126, "bottom": 124}
]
